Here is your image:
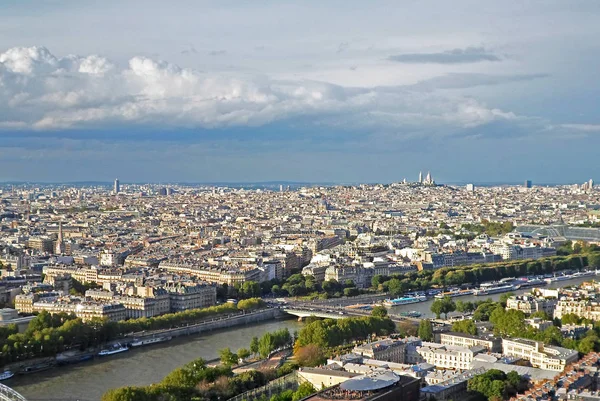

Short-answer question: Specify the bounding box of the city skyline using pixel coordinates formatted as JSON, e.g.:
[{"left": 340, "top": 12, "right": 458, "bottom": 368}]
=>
[{"left": 1, "top": 1, "right": 599, "bottom": 182}]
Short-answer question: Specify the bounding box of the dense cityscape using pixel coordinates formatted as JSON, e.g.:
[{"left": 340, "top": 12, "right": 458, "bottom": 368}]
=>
[
  {"left": 0, "top": 177, "right": 599, "bottom": 400},
  {"left": 2, "top": 2, "right": 600, "bottom": 401}
]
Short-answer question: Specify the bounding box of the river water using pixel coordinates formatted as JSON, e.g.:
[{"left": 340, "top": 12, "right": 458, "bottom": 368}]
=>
[
  {"left": 10, "top": 319, "right": 304, "bottom": 401},
  {"left": 9, "top": 275, "right": 594, "bottom": 401}
]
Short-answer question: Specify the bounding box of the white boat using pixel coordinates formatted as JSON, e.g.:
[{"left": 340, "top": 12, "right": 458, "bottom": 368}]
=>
[
  {"left": 98, "top": 343, "right": 129, "bottom": 356},
  {"left": 473, "top": 284, "right": 515, "bottom": 296},
  {"left": 130, "top": 336, "right": 172, "bottom": 347},
  {"left": 572, "top": 271, "right": 595, "bottom": 278},
  {"left": 0, "top": 371, "right": 14, "bottom": 381},
  {"left": 519, "top": 278, "right": 547, "bottom": 288},
  {"left": 544, "top": 275, "right": 573, "bottom": 283},
  {"left": 384, "top": 295, "right": 427, "bottom": 306},
  {"left": 434, "top": 289, "right": 474, "bottom": 299}
]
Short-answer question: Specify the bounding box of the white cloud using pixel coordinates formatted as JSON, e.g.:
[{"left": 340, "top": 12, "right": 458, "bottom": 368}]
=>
[
  {"left": 0, "top": 46, "right": 519, "bottom": 133},
  {"left": 560, "top": 124, "right": 600, "bottom": 132}
]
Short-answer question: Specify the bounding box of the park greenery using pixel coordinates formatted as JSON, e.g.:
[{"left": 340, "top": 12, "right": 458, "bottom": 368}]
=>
[
  {"left": 468, "top": 369, "right": 529, "bottom": 401},
  {"left": 0, "top": 298, "right": 265, "bottom": 366},
  {"left": 102, "top": 358, "right": 263, "bottom": 401},
  {"left": 292, "top": 314, "right": 396, "bottom": 367}
]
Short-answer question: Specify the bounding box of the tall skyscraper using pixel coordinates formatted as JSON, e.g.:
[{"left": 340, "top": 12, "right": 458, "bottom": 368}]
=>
[
  {"left": 418, "top": 171, "right": 422, "bottom": 184},
  {"left": 466, "top": 183, "right": 475, "bottom": 192},
  {"left": 589, "top": 179, "right": 594, "bottom": 189},
  {"left": 114, "top": 178, "right": 120, "bottom": 194},
  {"left": 524, "top": 180, "right": 532, "bottom": 188}
]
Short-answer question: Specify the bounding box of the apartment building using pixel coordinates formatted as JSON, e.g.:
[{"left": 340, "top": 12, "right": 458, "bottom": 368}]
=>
[
  {"left": 353, "top": 339, "right": 407, "bottom": 363},
  {"left": 166, "top": 283, "right": 217, "bottom": 312},
  {"left": 554, "top": 300, "right": 600, "bottom": 321},
  {"left": 417, "top": 343, "right": 485, "bottom": 370},
  {"left": 502, "top": 338, "right": 579, "bottom": 371},
  {"left": 506, "top": 293, "right": 557, "bottom": 315},
  {"left": 158, "top": 261, "right": 261, "bottom": 285},
  {"left": 439, "top": 332, "right": 502, "bottom": 352},
  {"left": 33, "top": 298, "right": 128, "bottom": 322}
]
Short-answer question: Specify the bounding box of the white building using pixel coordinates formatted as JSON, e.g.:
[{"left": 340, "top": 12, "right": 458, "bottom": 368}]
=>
[
  {"left": 417, "top": 342, "right": 485, "bottom": 370},
  {"left": 502, "top": 338, "right": 578, "bottom": 371}
]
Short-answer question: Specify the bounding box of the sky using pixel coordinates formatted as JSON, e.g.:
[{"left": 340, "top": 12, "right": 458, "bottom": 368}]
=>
[{"left": 0, "top": 0, "right": 599, "bottom": 184}]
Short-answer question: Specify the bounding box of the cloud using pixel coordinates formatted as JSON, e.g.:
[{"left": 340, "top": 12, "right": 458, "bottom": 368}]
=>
[
  {"left": 0, "top": 46, "right": 520, "bottom": 133},
  {"left": 208, "top": 50, "right": 227, "bottom": 56},
  {"left": 388, "top": 47, "right": 501, "bottom": 64},
  {"left": 560, "top": 123, "right": 600, "bottom": 132},
  {"left": 407, "top": 73, "right": 549, "bottom": 91}
]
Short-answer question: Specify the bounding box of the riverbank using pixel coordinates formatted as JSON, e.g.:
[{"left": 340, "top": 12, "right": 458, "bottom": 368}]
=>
[
  {"left": 388, "top": 274, "right": 596, "bottom": 318},
  {"left": 11, "top": 318, "right": 304, "bottom": 401},
  {"left": 4, "top": 308, "right": 284, "bottom": 378}
]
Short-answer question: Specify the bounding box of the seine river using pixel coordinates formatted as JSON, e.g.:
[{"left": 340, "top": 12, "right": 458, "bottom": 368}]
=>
[
  {"left": 10, "top": 319, "right": 304, "bottom": 401},
  {"left": 8, "top": 275, "right": 593, "bottom": 401}
]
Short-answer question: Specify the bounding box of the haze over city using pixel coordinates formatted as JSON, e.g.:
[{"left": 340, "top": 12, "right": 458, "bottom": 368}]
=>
[{"left": 0, "top": 1, "right": 599, "bottom": 183}]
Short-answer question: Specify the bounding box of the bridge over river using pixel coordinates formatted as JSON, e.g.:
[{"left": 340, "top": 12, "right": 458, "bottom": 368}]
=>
[
  {"left": 281, "top": 305, "right": 422, "bottom": 323},
  {"left": 0, "top": 384, "right": 27, "bottom": 401}
]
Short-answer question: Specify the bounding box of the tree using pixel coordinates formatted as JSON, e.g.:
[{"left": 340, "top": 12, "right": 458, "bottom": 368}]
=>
[
  {"left": 219, "top": 347, "right": 238, "bottom": 366},
  {"left": 250, "top": 336, "right": 259, "bottom": 355},
  {"left": 473, "top": 301, "right": 498, "bottom": 321},
  {"left": 371, "top": 306, "right": 388, "bottom": 318},
  {"left": 237, "top": 298, "right": 266, "bottom": 311},
  {"left": 588, "top": 253, "right": 600, "bottom": 268},
  {"left": 237, "top": 348, "right": 251, "bottom": 360},
  {"left": 292, "top": 382, "right": 315, "bottom": 401},
  {"left": 561, "top": 313, "right": 582, "bottom": 325},
  {"left": 294, "top": 344, "right": 325, "bottom": 367},
  {"left": 499, "top": 292, "right": 515, "bottom": 306},
  {"left": 430, "top": 296, "right": 456, "bottom": 319},
  {"left": 418, "top": 319, "right": 434, "bottom": 341},
  {"left": 258, "top": 332, "right": 275, "bottom": 358},
  {"left": 387, "top": 278, "right": 405, "bottom": 296},
  {"left": 530, "top": 311, "right": 551, "bottom": 320},
  {"left": 451, "top": 319, "right": 477, "bottom": 335},
  {"left": 468, "top": 369, "right": 509, "bottom": 400},
  {"left": 455, "top": 300, "right": 475, "bottom": 314}
]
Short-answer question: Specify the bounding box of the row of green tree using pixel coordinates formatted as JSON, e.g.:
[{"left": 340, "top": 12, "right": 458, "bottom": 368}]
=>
[
  {"left": 219, "top": 328, "right": 293, "bottom": 365},
  {"left": 371, "top": 250, "right": 600, "bottom": 295},
  {"left": 0, "top": 299, "right": 265, "bottom": 366},
  {"left": 217, "top": 273, "right": 364, "bottom": 302}
]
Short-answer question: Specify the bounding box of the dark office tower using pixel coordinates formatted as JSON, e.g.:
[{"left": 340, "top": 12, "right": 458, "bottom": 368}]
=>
[
  {"left": 524, "top": 180, "right": 532, "bottom": 188},
  {"left": 114, "top": 178, "right": 120, "bottom": 194}
]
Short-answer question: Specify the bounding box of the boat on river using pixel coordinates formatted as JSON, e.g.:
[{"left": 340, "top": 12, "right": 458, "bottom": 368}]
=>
[
  {"left": 130, "top": 336, "right": 172, "bottom": 348},
  {"left": 0, "top": 371, "right": 14, "bottom": 381},
  {"left": 434, "top": 289, "right": 474, "bottom": 299},
  {"left": 473, "top": 283, "right": 516, "bottom": 296},
  {"left": 383, "top": 295, "right": 427, "bottom": 306},
  {"left": 98, "top": 343, "right": 129, "bottom": 356}
]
